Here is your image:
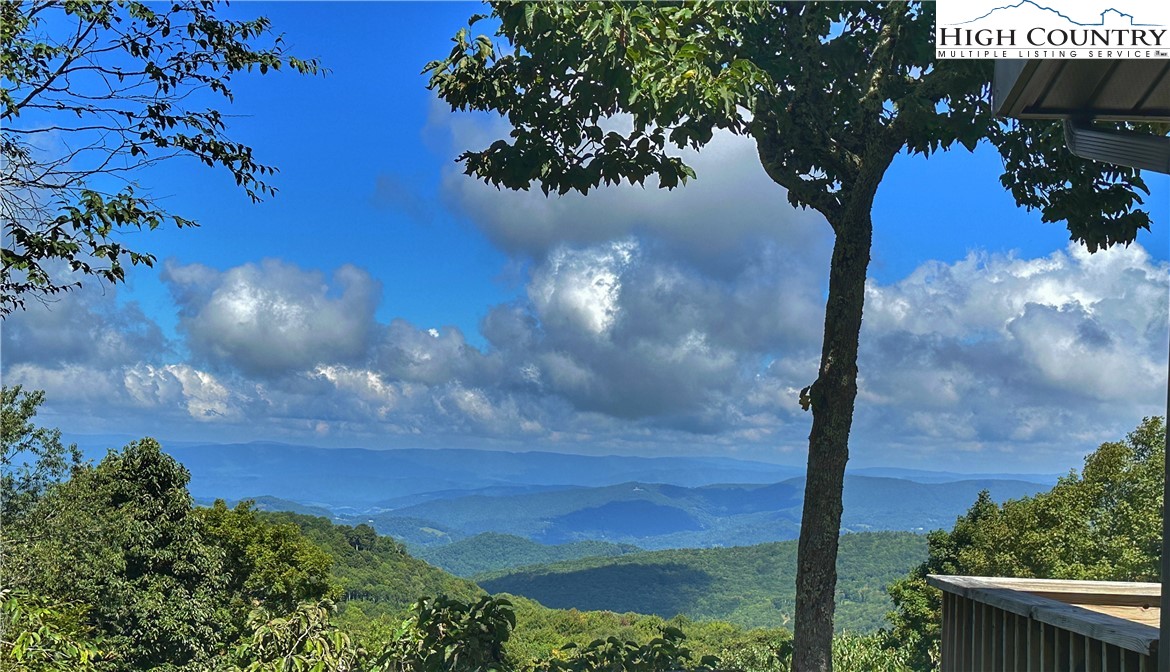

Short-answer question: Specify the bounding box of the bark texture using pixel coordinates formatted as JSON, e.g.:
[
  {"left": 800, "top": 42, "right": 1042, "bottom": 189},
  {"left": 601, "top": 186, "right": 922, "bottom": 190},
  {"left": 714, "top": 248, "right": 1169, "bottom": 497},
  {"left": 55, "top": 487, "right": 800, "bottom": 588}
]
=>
[
  {"left": 789, "top": 153, "right": 893, "bottom": 671},
  {"left": 754, "top": 60, "right": 902, "bottom": 666},
  {"left": 791, "top": 207, "right": 872, "bottom": 672}
]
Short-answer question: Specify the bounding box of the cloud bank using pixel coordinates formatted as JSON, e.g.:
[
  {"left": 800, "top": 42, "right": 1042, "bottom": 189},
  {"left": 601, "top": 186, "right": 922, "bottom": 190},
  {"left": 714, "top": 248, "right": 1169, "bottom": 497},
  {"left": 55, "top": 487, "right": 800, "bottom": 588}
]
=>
[
  {"left": 5, "top": 238, "right": 1165, "bottom": 470},
  {"left": 3, "top": 131, "right": 1166, "bottom": 471}
]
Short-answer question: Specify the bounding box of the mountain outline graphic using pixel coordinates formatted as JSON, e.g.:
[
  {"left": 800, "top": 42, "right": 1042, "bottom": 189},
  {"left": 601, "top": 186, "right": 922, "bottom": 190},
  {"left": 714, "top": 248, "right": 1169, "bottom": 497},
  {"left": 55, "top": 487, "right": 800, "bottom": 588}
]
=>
[{"left": 955, "top": 0, "right": 1159, "bottom": 27}]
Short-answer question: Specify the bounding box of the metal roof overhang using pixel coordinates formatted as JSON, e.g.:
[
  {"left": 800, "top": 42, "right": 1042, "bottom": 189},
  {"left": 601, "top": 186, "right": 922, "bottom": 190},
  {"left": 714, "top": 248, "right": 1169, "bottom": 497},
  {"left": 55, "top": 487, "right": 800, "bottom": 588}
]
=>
[
  {"left": 994, "top": 59, "right": 1170, "bottom": 173},
  {"left": 993, "top": 57, "right": 1170, "bottom": 672},
  {"left": 994, "top": 59, "right": 1170, "bottom": 121}
]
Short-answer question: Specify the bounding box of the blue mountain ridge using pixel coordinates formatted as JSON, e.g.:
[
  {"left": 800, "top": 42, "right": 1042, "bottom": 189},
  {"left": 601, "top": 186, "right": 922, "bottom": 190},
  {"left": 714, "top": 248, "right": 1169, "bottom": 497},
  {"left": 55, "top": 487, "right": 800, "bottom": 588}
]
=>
[
  {"left": 956, "top": 0, "right": 1155, "bottom": 27},
  {"left": 64, "top": 436, "right": 1059, "bottom": 512},
  {"left": 343, "top": 475, "right": 1047, "bottom": 550}
]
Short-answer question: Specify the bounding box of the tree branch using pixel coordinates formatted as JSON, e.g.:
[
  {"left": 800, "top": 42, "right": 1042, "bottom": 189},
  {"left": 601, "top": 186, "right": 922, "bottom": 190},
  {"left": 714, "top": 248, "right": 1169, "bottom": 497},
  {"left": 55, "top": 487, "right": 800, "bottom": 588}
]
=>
[{"left": 5, "top": 15, "right": 101, "bottom": 120}]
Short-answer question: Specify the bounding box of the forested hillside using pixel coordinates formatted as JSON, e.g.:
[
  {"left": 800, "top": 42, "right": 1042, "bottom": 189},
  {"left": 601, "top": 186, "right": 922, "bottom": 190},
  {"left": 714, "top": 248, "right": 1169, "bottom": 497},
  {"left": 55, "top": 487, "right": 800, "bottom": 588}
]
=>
[
  {"left": 478, "top": 532, "right": 927, "bottom": 632},
  {"left": 7, "top": 383, "right": 1159, "bottom": 672},
  {"left": 258, "top": 511, "right": 483, "bottom": 612},
  {"left": 2, "top": 386, "right": 913, "bottom": 671},
  {"left": 503, "top": 593, "right": 800, "bottom": 671},
  {"left": 415, "top": 532, "right": 642, "bottom": 577}
]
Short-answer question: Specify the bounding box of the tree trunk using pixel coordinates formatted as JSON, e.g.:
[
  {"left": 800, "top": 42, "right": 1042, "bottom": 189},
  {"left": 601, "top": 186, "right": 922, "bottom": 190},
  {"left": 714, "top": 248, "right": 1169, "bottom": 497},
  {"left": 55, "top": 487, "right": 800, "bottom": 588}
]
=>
[{"left": 791, "top": 199, "right": 875, "bottom": 672}]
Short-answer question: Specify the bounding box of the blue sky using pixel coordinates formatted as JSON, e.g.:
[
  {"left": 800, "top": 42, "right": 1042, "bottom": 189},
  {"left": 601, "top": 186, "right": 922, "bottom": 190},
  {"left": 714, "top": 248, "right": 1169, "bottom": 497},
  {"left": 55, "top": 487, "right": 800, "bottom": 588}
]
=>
[{"left": 4, "top": 2, "right": 1168, "bottom": 473}]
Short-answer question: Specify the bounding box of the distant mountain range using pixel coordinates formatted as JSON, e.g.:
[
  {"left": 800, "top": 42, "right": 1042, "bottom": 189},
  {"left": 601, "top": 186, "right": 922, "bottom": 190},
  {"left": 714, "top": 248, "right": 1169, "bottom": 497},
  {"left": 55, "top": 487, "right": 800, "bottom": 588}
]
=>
[
  {"left": 62, "top": 438, "right": 1056, "bottom": 508},
  {"left": 71, "top": 438, "right": 1055, "bottom": 548},
  {"left": 351, "top": 475, "right": 1046, "bottom": 549},
  {"left": 955, "top": 1, "right": 1153, "bottom": 27},
  {"left": 192, "top": 495, "right": 335, "bottom": 518},
  {"left": 154, "top": 442, "right": 810, "bottom": 507}
]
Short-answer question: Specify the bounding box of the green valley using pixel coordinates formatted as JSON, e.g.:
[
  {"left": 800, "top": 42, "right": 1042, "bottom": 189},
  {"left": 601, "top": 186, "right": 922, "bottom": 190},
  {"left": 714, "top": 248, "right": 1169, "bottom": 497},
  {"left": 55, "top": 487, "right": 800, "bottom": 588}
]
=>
[
  {"left": 6, "top": 383, "right": 1160, "bottom": 672},
  {"left": 3, "top": 0, "right": 1161, "bottom": 670},
  {"left": 476, "top": 532, "right": 927, "bottom": 632}
]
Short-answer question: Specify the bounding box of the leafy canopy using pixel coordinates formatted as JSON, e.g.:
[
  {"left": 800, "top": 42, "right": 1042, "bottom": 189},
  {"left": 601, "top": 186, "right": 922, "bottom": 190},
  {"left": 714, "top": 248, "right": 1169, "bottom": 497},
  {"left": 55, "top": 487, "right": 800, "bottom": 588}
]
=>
[
  {"left": 0, "top": 0, "right": 320, "bottom": 314},
  {"left": 6, "top": 439, "right": 227, "bottom": 669},
  {"left": 0, "top": 385, "right": 83, "bottom": 525},
  {"left": 0, "top": 589, "right": 108, "bottom": 671},
  {"left": 0, "top": 388, "right": 918, "bottom": 671},
  {"left": 426, "top": 1, "right": 1153, "bottom": 245},
  {"left": 200, "top": 500, "right": 340, "bottom": 643},
  {"left": 2, "top": 433, "right": 337, "bottom": 671},
  {"left": 885, "top": 417, "right": 1166, "bottom": 669}
]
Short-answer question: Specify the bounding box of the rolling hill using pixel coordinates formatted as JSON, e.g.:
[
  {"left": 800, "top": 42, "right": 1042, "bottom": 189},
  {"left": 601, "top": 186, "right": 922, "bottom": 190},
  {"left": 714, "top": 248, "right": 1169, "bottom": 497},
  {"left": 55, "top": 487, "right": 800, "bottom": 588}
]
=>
[
  {"left": 257, "top": 511, "right": 483, "bottom": 612},
  {"left": 477, "top": 531, "right": 927, "bottom": 632}
]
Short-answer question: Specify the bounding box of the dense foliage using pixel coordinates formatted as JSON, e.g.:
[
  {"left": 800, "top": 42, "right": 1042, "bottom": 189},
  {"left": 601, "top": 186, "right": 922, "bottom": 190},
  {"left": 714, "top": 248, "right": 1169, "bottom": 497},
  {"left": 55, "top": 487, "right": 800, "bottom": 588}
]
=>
[
  {"left": 3, "top": 437, "right": 339, "bottom": 670},
  {"left": 0, "top": 589, "right": 106, "bottom": 671},
  {"left": 885, "top": 417, "right": 1165, "bottom": 669},
  {"left": 0, "top": 386, "right": 83, "bottom": 526},
  {"left": 1, "top": 387, "right": 915, "bottom": 671},
  {"left": 505, "top": 595, "right": 909, "bottom": 672},
  {"left": 259, "top": 511, "right": 483, "bottom": 614},
  {"left": 9, "top": 439, "right": 235, "bottom": 669},
  {"left": 200, "top": 501, "right": 339, "bottom": 642},
  {"left": 506, "top": 595, "right": 785, "bottom": 670},
  {"left": 223, "top": 600, "right": 365, "bottom": 672}
]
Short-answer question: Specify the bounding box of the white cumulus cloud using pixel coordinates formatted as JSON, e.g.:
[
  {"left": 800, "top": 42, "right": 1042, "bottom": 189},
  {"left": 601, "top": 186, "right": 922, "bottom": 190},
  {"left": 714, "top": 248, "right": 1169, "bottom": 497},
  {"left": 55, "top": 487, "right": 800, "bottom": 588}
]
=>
[
  {"left": 164, "top": 260, "right": 381, "bottom": 377},
  {"left": 854, "top": 243, "right": 1169, "bottom": 466}
]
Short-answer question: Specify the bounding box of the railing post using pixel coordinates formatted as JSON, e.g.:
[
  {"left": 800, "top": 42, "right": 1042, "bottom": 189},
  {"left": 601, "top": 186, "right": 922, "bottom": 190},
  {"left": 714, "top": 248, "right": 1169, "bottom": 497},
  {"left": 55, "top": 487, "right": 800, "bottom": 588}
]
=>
[{"left": 1161, "top": 344, "right": 1168, "bottom": 672}]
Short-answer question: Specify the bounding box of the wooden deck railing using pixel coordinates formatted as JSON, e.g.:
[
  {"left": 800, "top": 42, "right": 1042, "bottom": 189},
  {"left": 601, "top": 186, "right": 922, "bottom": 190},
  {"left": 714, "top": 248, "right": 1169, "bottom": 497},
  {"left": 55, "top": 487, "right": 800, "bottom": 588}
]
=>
[{"left": 927, "top": 575, "right": 1159, "bottom": 672}]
